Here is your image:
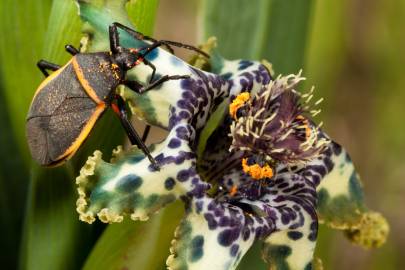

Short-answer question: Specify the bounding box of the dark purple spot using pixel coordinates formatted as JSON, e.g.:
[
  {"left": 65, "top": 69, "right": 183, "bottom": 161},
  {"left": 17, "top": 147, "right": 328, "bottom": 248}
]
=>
[
  {"left": 175, "top": 155, "right": 185, "bottom": 164},
  {"left": 190, "top": 183, "right": 209, "bottom": 198},
  {"left": 168, "top": 138, "right": 181, "bottom": 148},
  {"left": 218, "top": 228, "right": 240, "bottom": 246},
  {"left": 177, "top": 169, "right": 191, "bottom": 182},
  {"left": 219, "top": 216, "right": 230, "bottom": 226},
  {"left": 324, "top": 158, "right": 334, "bottom": 172},
  {"left": 287, "top": 231, "right": 303, "bottom": 240},
  {"left": 164, "top": 177, "right": 176, "bottom": 190},
  {"left": 196, "top": 200, "right": 204, "bottom": 214},
  {"left": 204, "top": 213, "right": 217, "bottom": 230},
  {"left": 308, "top": 221, "right": 318, "bottom": 241},
  {"left": 281, "top": 212, "right": 292, "bottom": 225},
  {"left": 333, "top": 143, "right": 342, "bottom": 155},
  {"left": 192, "top": 177, "right": 199, "bottom": 184},
  {"left": 180, "top": 78, "right": 193, "bottom": 89},
  {"left": 242, "top": 228, "right": 250, "bottom": 241},
  {"left": 179, "top": 110, "right": 190, "bottom": 119},
  {"left": 230, "top": 244, "right": 239, "bottom": 257},
  {"left": 176, "top": 126, "right": 189, "bottom": 140},
  {"left": 214, "top": 208, "right": 224, "bottom": 217}
]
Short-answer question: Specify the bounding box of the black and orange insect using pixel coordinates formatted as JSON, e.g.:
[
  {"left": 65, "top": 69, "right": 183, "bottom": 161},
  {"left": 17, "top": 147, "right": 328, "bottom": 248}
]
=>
[{"left": 26, "top": 22, "right": 207, "bottom": 167}]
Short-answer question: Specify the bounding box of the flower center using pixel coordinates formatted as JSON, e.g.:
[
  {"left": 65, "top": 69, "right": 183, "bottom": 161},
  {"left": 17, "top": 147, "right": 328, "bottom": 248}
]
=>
[{"left": 228, "top": 73, "right": 330, "bottom": 165}]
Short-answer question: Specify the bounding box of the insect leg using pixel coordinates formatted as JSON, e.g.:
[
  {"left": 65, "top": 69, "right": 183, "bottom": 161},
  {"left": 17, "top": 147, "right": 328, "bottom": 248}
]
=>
[
  {"left": 37, "top": 60, "right": 61, "bottom": 77},
  {"left": 139, "top": 75, "right": 190, "bottom": 93},
  {"left": 112, "top": 95, "right": 159, "bottom": 169},
  {"left": 109, "top": 24, "right": 120, "bottom": 54},
  {"left": 142, "top": 58, "right": 157, "bottom": 83},
  {"left": 135, "top": 41, "right": 168, "bottom": 82},
  {"left": 124, "top": 75, "right": 189, "bottom": 94},
  {"left": 116, "top": 79, "right": 152, "bottom": 144},
  {"left": 123, "top": 79, "right": 143, "bottom": 92},
  {"left": 142, "top": 125, "right": 151, "bottom": 142},
  {"left": 65, "top": 44, "right": 79, "bottom": 55},
  {"left": 115, "top": 22, "right": 209, "bottom": 57},
  {"left": 112, "top": 22, "right": 174, "bottom": 54},
  {"left": 156, "top": 40, "right": 209, "bottom": 58}
]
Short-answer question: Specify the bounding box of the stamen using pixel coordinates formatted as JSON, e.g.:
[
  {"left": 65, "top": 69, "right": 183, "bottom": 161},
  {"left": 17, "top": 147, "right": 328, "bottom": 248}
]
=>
[
  {"left": 306, "top": 94, "right": 314, "bottom": 103},
  {"left": 315, "top": 97, "right": 324, "bottom": 105},
  {"left": 311, "top": 109, "right": 322, "bottom": 117},
  {"left": 229, "top": 72, "right": 328, "bottom": 166}
]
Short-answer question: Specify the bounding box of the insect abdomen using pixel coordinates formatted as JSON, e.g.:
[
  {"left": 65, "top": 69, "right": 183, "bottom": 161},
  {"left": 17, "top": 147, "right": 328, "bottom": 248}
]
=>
[{"left": 26, "top": 61, "right": 102, "bottom": 166}]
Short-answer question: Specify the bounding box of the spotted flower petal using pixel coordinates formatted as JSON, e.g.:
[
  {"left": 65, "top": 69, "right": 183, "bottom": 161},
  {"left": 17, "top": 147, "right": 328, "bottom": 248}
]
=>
[
  {"left": 310, "top": 141, "right": 389, "bottom": 248},
  {"left": 76, "top": 123, "right": 210, "bottom": 223},
  {"left": 257, "top": 171, "right": 317, "bottom": 269},
  {"left": 228, "top": 170, "right": 318, "bottom": 270},
  {"left": 167, "top": 195, "right": 273, "bottom": 270}
]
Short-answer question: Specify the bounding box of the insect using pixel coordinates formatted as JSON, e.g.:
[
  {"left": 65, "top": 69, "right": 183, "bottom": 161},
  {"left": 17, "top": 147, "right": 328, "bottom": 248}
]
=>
[{"left": 26, "top": 22, "right": 208, "bottom": 168}]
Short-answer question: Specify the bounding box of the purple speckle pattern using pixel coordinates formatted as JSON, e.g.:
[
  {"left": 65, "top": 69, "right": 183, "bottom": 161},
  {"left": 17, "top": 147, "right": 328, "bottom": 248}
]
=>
[{"left": 168, "top": 64, "right": 271, "bottom": 132}]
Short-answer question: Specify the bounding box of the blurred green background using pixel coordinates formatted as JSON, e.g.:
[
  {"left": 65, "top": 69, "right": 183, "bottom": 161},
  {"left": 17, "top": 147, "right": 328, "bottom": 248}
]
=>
[{"left": 0, "top": 0, "right": 403, "bottom": 269}]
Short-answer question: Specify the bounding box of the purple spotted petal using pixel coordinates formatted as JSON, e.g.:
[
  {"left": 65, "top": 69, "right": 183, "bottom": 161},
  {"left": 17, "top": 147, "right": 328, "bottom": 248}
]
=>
[
  {"left": 167, "top": 196, "right": 274, "bottom": 270},
  {"left": 76, "top": 123, "right": 210, "bottom": 224}
]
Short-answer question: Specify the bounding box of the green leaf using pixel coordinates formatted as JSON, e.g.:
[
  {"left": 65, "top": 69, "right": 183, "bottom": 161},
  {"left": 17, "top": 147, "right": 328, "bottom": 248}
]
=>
[
  {"left": 201, "top": 0, "right": 270, "bottom": 60},
  {"left": 19, "top": 166, "right": 94, "bottom": 270},
  {"left": 0, "top": 75, "right": 29, "bottom": 269},
  {"left": 83, "top": 202, "right": 184, "bottom": 270},
  {"left": 197, "top": 100, "right": 227, "bottom": 158},
  {"left": 126, "top": 0, "right": 159, "bottom": 36},
  {"left": 0, "top": 0, "right": 52, "bottom": 163},
  {"left": 201, "top": 0, "right": 313, "bottom": 74},
  {"left": 259, "top": 0, "right": 313, "bottom": 74},
  {"left": 0, "top": 0, "right": 52, "bottom": 268}
]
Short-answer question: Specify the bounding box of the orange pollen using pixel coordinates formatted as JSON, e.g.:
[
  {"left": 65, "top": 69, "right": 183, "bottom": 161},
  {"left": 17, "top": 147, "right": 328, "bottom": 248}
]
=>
[
  {"left": 229, "top": 92, "right": 250, "bottom": 119},
  {"left": 296, "top": 115, "right": 311, "bottom": 139},
  {"left": 230, "top": 185, "right": 238, "bottom": 196},
  {"left": 242, "top": 158, "right": 273, "bottom": 180},
  {"left": 111, "top": 63, "right": 119, "bottom": 69}
]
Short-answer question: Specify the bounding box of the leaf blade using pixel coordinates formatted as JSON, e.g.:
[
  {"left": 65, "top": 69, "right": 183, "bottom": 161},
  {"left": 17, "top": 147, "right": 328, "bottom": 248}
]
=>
[{"left": 201, "top": 0, "right": 313, "bottom": 74}]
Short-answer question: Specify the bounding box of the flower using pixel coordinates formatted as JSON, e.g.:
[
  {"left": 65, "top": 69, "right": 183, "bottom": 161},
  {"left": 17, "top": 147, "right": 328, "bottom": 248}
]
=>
[
  {"left": 76, "top": 68, "right": 388, "bottom": 269},
  {"left": 76, "top": 2, "right": 389, "bottom": 269}
]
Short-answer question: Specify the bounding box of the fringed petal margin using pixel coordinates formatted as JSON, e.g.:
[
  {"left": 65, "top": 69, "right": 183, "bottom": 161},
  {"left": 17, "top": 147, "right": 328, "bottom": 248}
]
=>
[
  {"left": 167, "top": 196, "right": 273, "bottom": 270},
  {"left": 76, "top": 123, "right": 210, "bottom": 224},
  {"left": 305, "top": 141, "right": 389, "bottom": 248}
]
